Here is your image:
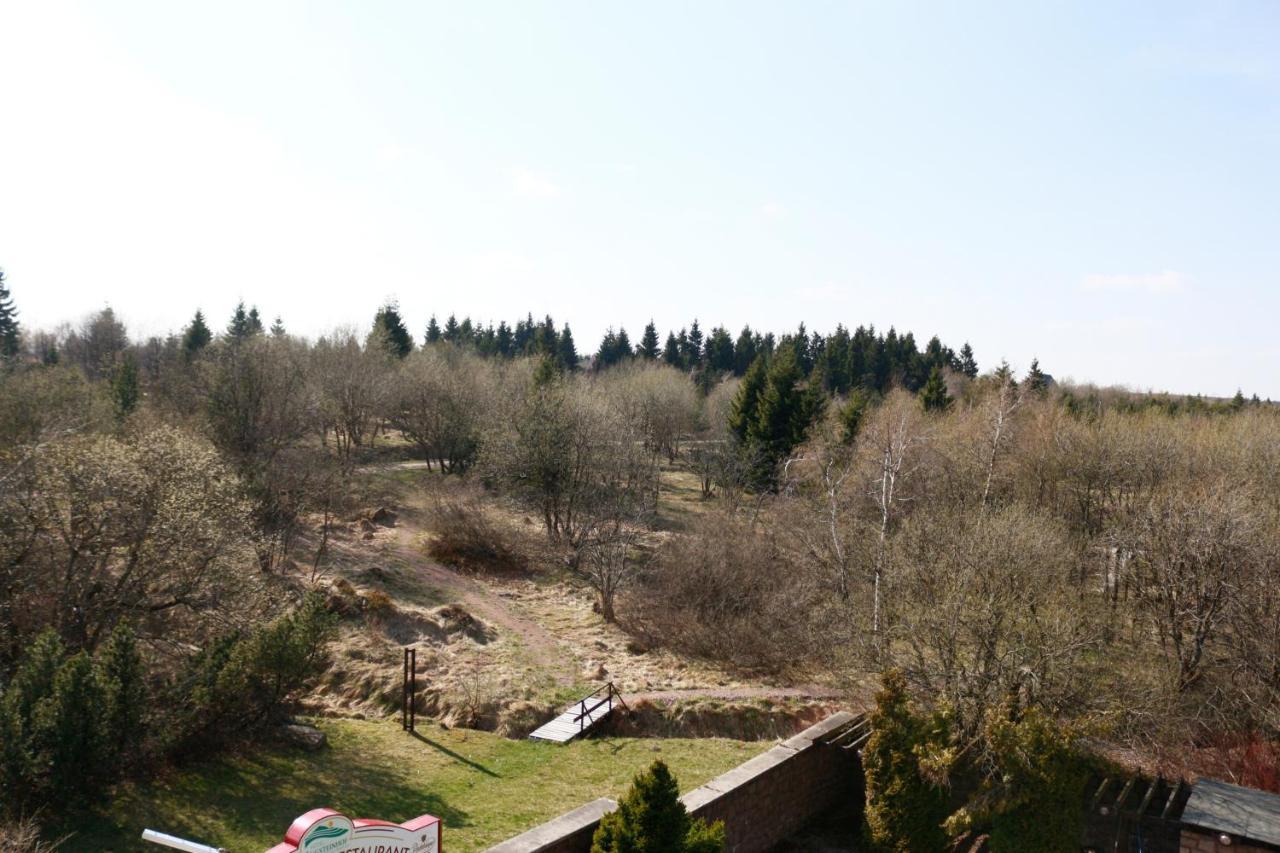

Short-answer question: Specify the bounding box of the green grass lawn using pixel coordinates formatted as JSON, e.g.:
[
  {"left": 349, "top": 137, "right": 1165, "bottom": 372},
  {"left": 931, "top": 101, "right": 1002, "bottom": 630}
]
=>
[{"left": 76, "top": 718, "right": 760, "bottom": 852}]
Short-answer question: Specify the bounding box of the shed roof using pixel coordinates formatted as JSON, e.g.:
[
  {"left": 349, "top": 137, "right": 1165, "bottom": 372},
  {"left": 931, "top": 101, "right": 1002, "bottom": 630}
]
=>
[{"left": 1182, "top": 778, "right": 1280, "bottom": 847}]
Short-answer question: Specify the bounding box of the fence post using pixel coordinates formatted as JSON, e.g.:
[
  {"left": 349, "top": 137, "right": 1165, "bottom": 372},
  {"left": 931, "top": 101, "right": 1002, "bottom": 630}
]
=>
[{"left": 402, "top": 646, "right": 417, "bottom": 733}]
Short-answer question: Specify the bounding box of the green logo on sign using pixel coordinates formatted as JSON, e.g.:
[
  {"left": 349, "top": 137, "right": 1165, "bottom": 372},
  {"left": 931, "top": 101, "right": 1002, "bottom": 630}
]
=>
[{"left": 304, "top": 823, "right": 349, "bottom": 847}]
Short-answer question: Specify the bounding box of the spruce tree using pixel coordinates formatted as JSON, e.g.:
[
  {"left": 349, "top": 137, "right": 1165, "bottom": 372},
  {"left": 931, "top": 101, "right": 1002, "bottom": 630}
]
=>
[
  {"left": 557, "top": 324, "right": 579, "bottom": 371},
  {"left": 270, "top": 316, "right": 286, "bottom": 337},
  {"left": 425, "top": 315, "right": 442, "bottom": 344},
  {"left": 728, "top": 354, "right": 768, "bottom": 442},
  {"left": 247, "top": 307, "right": 265, "bottom": 335},
  {"left": 749, "top": 348, "right": 824, "bottom": 482},
  {"left": 1024, "top": 358, "right": 1048, "bottom": 397},
  {"left": 183, "top": 310, "right": 212, "bottom": 356},
  {"left": 36, "top": 653, "right": 107, "bottom": 807},
  {"left": 495, "top": 320, "right": 513, "bottom": 356},
  {"left": 919, "top": 366, "right": 952, "bottom": 412},
  {"left": 662, "top": 332, "right": 682, "bottom": 368},
  {"left": 372, "top": 302, "right": 414, "bottom": 358},
  {"left": 227, "top": 302, "right": 252, "bottom": 340},
  {"left": 98, "top": 623, "right": 145, "bottom": 767},
  {"left": 639, "top": 321, "right": 660, "bottom": 360},
  {"left": 590, "top": 760, "right": 724, "bottom": 853},
  {"left": 959, "top": 342, "right": 978, "bottom": 379},
  {"left": 110, "top": 353, "right": 140, "bottom": 419},
  {"left": 733, "top": 326, "right": 757, "bottom": 376},
  {"left": 0, "top": 267, "right": 20, "bottom": 359},
  {"left": 840, "top": 389, "right": 871, "bottom": 443},
  {"left": 686, "top": 320, "right": 704, "bottom": 366},
  {"left": 443, "top": 314, "right": 461, "bottom": 342}
]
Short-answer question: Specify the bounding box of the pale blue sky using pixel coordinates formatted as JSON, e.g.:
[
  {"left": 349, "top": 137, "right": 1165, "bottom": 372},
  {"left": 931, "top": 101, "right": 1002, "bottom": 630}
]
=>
[{"left": 1, "top": 1, "right": 1276, "bottom": 396}]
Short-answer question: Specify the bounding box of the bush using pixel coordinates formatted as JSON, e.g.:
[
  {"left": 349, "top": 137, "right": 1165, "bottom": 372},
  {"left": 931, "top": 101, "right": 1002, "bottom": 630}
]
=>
[
  {"left": 425, "top": 497, "right": 528, "bottom": 574},
  {"left": 862, "top": 670, "right": 954, "bottom": 853},
  {"left": 628, "top": 514, "right": 819, "bottom": 671},
  {"left": 168, "top": 592, "right": 336, "bottom": 755},
  {"left": 0, "top": 626, "right": 145, "bottom": 816},
  {"left": 591, "top": 760, "right": 725, "bottom": 853},
  {"left": 982, "top": 709, "right": 1092, "bottom": 853}
]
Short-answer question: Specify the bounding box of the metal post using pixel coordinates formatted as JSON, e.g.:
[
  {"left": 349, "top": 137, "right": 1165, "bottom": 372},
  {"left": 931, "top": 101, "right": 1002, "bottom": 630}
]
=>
[{"left": 403, "top": 646, "right": 417, "bottom": 733}]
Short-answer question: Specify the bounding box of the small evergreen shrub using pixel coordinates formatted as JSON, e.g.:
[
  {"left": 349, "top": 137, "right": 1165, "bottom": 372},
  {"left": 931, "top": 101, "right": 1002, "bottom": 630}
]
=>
[
  {"left": 862, "top": 670, "right": 954, "bottom": 852},
  {"left": 591, "top": 760, "right": 725, "bottom": 853},
  {"left": 983, "top": 709, "right": 1092, "bottom": 853}
]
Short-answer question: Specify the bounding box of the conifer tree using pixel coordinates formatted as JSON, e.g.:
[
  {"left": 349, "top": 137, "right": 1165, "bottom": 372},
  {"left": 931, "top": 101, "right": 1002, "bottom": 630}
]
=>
[
  {"left": 686, "top": 320, "right": 704, "bottom": 366},
  {"left": 704, "top": 326, "right": 734, "bottom": 373},
  {"left": 840, "top": 389, "right": 871, "bottom": 443},
  {"left": 919, "top": 366, "right": 952, "bottom": 412},
  {"left": 110, "top": 353, "right": 140, "bottom": 419},
  {"left": 1232, "top": 389, "right": 1246, "bottom": 410},
  {"left": 750, "top": 348, "right": 824, "bottom": 478},
  {"left": 639, "top": 321, "right": 660, "bottom": 360},
  {"left": 1024, "top": 358, "right": 1048, "bottom": 397},
  {"left": 662, "top": 332, "right": 682, "bottom": 368},
  {"left": 959, "top": 342, "right": 978, "bottom": 379},
  {"left": 37, "top": 653, "right": 107, "bottom": 807},
  {"left": 728, "top": 354, "right": 768, "bottom": 442},
  {"left": 182, "top": 310, "right": 212, "bottom": 356},
  {"left": 733, "top": 326, "right": 757, "bottom": 376},
  {"left": 616, "top": 327, "right": 632, "bottom": 360},
  {"left": 495, "top": 320, "right": 513, "bottom": 356},
  {"left": 226, "top": 302, "right": 252, "bottom": 340},
  {"left": 557, "top": 324, "right": 579, "bottom": 372},
  {"left": 590, "top": 760, "right": 724, "bottom": 853},
  {"left": 443, "top": 314, "right": 461, "bottom": 342},
  {"left": 372, "top": 302, "right": 414, "bottom": 358},
  {"left": 0, "top": 268, "right": 20, "bottom": 359},
  {"left": 98, "top": 623, "right": 145, "bottom": 767},
  {"left": 425, "top": 315, "right": 442, "bottom": 344},
  {"left": 270, "top": 316, "right": 286, "bottom": 337},
  {"left": 247, "top": 307, "right": 265, "bottom": 336}
]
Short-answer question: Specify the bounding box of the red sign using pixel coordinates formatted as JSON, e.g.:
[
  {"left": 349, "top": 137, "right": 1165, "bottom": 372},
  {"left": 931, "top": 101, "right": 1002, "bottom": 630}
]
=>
[{"left": 266, "top": 808, "right": 440, "bottom": 853}]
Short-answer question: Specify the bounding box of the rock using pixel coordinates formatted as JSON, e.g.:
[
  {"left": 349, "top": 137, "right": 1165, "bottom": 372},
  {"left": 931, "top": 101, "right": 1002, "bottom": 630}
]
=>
[
  {"left": 362, "top": 531, "right": 375, "bottom": 541},
  {"left": 280, "top": 723, "right": 328, "bottom": 752},
  {"left": 371, "top": 507, "right": 398, "bottom": 527}
]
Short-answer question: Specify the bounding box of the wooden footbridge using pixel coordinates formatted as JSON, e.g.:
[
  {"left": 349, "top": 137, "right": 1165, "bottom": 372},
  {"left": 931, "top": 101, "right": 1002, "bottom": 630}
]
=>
[{"left": 529, "top": 683, "right": 628, "bottom": 743}]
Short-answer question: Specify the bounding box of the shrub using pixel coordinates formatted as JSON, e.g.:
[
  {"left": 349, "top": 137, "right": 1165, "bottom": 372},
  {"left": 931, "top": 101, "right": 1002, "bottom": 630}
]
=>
[
  {"left": 0, "top": 628, "right": 134, "bottom": 816},
  {"left": 982, "top": 709, "right": 1092, "bottom": 853},
  {"left": 591, "top": 760, "right": 725, "bottom": 853},
  {"left": 628, "top": 514, "right": 819, "bottom": 671},
  {"left": 862, "top": 670, "right": 954, "bottom": 852},
  {"left": 425, "top": 497, "right": 528, "bottom": 574},
  {"left": 168, "top": 592, "right": 337, "bottom": 755}
]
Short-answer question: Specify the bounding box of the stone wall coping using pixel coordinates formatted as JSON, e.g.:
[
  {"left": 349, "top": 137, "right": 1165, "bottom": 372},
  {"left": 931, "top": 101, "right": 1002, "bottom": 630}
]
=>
[
  {"left": 486, "top": 798, "right": 618, "bottom": 853},
  {"left": 779, "top": 710, "right": 859, "bottom": 751}
]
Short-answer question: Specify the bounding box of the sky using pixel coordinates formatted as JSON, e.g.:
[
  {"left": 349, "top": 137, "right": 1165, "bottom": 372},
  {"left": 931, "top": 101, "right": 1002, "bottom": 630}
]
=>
[{"left": 0, "top": 1, "right": 1277, "bottom": 397}]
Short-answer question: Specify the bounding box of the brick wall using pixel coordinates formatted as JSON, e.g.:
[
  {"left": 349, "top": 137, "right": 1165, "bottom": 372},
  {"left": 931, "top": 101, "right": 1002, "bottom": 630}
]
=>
[{"left": 484, "top": 711, "right": 862, "bottom": 853}]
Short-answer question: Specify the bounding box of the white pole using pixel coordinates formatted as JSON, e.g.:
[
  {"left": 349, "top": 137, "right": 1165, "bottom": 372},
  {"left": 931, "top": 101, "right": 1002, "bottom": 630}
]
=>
[{"left": 140, "top": 828, "right": 226, "bottom": 853}]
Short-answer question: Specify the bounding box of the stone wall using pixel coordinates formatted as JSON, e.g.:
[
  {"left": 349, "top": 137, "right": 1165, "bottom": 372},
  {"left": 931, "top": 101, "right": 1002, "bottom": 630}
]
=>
[{"left": 485, "top": 711, "right": 862, "bottom": 853}]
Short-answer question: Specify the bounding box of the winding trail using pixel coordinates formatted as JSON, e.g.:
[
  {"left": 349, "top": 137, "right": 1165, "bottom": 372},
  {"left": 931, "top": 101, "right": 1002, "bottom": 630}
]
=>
[
  {"left": 375, "top": 487, "right": 846, "bottom": 704},
  {"left": 384, "top": 510, "right": 575, "bottom": 685}
]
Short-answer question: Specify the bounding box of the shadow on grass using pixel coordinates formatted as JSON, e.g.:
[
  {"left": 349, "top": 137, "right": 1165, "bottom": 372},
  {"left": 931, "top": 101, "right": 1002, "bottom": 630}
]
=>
[
  {"left": 75, "top": 742, "right": 472, "bottom": 851},
  {"left": 411, "top": 731, "right": 500, "bottom": 778}
]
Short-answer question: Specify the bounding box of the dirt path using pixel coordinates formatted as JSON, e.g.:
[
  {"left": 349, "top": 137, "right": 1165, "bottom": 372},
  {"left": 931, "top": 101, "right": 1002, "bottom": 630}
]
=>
[
  {"left": 623, "top": 686, "right": 845, "bottom": 704},
  {"left": 384, "top": 514, "right": 576, "bottom": 686}
]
